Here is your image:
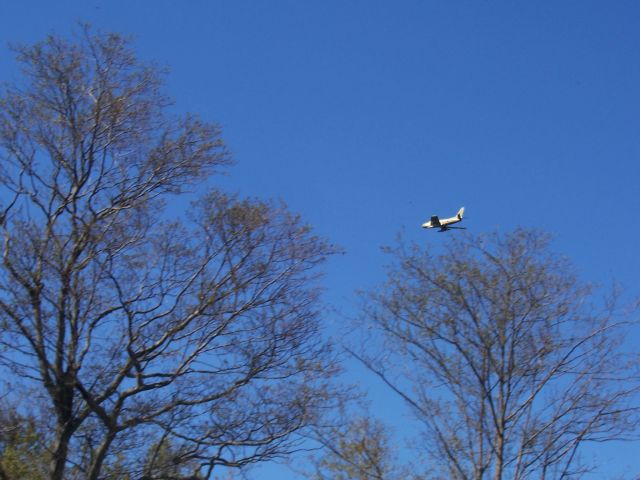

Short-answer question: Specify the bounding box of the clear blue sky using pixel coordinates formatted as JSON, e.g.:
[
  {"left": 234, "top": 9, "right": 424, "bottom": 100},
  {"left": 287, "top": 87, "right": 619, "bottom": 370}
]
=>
[{"left": 1, "top": 1, "right": 639, "bottom": 478}]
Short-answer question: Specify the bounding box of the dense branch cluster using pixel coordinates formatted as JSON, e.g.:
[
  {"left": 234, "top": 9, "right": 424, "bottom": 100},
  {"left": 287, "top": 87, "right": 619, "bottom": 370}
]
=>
[{"left": 0, "top": 29, "right": 338, "bottom": 480}]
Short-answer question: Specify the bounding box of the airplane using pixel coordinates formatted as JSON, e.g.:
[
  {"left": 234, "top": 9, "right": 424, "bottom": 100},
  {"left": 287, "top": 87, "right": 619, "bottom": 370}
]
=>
[{"left": 422, "top": 207, "right": 465, "bottom": 232}]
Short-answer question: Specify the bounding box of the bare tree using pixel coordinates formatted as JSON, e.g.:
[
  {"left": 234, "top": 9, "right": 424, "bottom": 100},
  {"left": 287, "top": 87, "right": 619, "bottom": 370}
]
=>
[
  {"left": 355, "top": 229, "right": 639, "bottom": 480},
  {"left": 0, "top": 28, "right": 339, "bottom": 480},
  {"left": 301, "top": 415, "right": 407, "bottom": 480}
]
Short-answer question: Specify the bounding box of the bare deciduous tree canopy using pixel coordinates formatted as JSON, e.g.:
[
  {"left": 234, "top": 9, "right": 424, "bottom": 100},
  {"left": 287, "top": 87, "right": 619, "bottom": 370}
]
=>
[
  {"left": 356, "top": 229, "right": 639, "bottom": 480},
  {"left": 0, "top": 28, "right": 339, "bottom": 480}
]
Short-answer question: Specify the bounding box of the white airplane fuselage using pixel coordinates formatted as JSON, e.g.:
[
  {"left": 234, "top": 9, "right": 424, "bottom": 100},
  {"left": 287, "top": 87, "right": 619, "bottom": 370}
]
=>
[{"left": 422, "top": 207, "right": 465, "bottom": 231}]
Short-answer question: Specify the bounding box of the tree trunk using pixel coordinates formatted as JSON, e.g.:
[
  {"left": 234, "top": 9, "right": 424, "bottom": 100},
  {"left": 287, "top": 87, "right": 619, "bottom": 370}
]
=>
[
  {"left": 493, "top": 429, "right": 504, "bottom": 480},
  {"left": 88, "top": 430, "right": 117, "bottom": 480},
  {"left": 49, "top": 384, "right": 76, "bottom": 480},
  {"left": 50, "top": 426, "right": 73, "bottom": 480}
]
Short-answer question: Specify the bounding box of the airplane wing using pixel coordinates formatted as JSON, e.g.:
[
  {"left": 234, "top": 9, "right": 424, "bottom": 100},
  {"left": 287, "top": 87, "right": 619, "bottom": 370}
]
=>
[{"left": 430, "top": 215, "right": 440, "bottom": 226}]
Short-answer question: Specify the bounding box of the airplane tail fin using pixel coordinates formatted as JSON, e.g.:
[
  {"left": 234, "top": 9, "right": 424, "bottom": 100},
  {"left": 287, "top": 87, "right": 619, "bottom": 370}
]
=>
[{"left": 457, "top": 207, "right": 465, "bottom": 220}]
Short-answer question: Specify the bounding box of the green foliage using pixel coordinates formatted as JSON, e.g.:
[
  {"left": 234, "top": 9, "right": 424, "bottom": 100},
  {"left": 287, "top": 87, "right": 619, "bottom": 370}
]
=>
[
  {"left": 307, "top": 417, "right": 406, "bottom": 480},
  {"left": 0, "top": 408, "right": 48, "bottom": 480},
  {"left": 142, "top": 437, "right": 202, "bottom": 479}
]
